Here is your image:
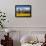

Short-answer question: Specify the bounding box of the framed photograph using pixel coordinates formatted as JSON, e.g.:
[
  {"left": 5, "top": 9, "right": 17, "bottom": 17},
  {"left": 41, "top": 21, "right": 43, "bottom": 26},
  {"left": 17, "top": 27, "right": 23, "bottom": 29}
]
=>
[{"left": 15, "top": 5, "right": 32, "bottom": 17}]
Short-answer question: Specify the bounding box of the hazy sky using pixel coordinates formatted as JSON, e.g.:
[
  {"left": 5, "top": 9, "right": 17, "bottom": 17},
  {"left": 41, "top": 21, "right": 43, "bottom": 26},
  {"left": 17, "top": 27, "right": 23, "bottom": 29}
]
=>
[{"left": 16, "top": 7, "right": 30, "bottom": 11}]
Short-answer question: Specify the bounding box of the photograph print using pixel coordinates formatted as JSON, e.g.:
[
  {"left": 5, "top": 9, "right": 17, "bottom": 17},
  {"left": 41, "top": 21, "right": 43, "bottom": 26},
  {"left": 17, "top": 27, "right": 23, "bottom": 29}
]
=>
[{"left": 15, "top": 5, "right": 32, "bottom": 17}]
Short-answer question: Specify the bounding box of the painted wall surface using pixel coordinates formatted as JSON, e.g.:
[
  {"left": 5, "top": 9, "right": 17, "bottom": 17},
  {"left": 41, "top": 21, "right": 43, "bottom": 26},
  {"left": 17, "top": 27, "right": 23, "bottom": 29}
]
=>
[
  {"left": 0, "top": 0, "right": 46, "bottom": 46},
  {"left": 0, "top": 0, "right": 46, "bottom": 27}
]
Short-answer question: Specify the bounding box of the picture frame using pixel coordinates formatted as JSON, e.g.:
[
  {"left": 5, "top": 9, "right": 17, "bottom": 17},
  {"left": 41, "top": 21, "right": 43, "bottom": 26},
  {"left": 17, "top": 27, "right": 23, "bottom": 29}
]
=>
[{"left": 15, "top": 5, "right": 32, "bottom": 17}]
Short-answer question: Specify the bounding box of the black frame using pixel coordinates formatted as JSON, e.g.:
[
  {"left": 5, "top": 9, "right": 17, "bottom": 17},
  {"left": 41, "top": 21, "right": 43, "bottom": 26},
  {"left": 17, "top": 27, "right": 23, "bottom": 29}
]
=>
[{"left": 15, "top": 5, "right": 32, "bottom": 17}]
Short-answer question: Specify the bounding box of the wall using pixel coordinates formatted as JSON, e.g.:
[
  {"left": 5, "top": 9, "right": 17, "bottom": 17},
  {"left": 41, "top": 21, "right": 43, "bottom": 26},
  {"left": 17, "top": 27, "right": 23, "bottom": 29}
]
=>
[
  {"left": 0, "top": 0, "right": 46, "bottom": 28},
  {"left": 0, "top": 0, "right": 46, "bottom": 46}
]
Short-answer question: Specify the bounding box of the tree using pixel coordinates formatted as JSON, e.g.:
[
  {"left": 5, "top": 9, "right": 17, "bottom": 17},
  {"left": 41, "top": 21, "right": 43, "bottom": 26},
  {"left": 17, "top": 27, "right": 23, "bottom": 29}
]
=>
[{"left": 0, "top": 11, "right": 6, "bottom": 28}]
